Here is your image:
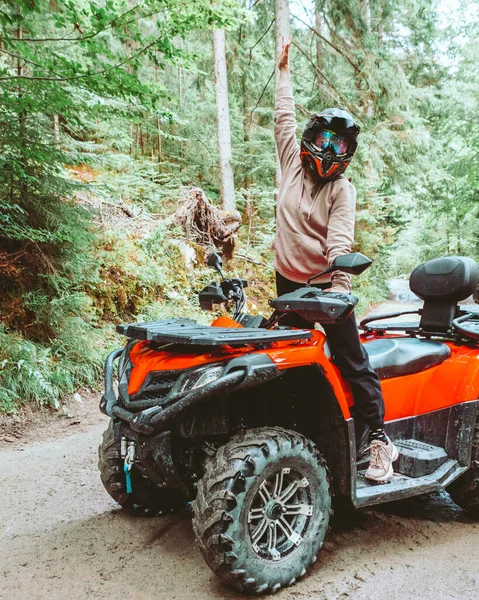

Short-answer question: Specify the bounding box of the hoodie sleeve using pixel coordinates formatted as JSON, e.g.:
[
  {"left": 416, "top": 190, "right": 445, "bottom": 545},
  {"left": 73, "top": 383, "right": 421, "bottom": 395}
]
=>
[
  {"left": 326, "top": 179, "right": 356, "bottom": 293},
  {"left": 274, "top": 79, "right": 301, "bottom": 172}
]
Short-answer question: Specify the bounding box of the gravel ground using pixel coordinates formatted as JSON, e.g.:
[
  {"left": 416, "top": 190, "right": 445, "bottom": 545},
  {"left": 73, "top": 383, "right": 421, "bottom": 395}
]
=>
[{"left": 2, "top": 404, "right": 478, "bottom": 600}]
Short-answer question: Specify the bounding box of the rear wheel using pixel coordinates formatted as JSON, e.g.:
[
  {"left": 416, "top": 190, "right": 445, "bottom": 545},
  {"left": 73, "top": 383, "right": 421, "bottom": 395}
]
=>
[
  {"left": 192, "top": 427, "right": 332, "bottom": 594},
  {"left": 98, "top": 421, "right": 187, "bottom": 516},
  {"left": 448, "top": 417, "right": 479, "bottom": 515}
]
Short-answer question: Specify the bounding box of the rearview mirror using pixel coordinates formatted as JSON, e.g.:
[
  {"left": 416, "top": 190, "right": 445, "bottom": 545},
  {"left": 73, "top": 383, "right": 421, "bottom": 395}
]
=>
[
  {"left": 207, "top": 252, "right": 223, "bottom": 271},
  {"left": 331, "top": 252, "right": 372, "bottom": 275},
  {"left": 206, "top": 252, "right": 225, "bottom": 279}
]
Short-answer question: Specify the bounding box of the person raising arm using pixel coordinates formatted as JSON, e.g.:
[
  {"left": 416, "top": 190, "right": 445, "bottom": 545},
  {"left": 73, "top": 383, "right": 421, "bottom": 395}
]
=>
[{"left": 273, "top": 36, "right": 398, "bottom": 483}]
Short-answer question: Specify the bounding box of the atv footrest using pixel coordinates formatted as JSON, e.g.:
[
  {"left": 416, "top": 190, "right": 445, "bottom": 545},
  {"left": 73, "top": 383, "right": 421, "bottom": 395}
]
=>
[
  {"left": 354, "top": 459, "right": 466, "bottom": 507},
  {"left": 355, "top": 439, "right": 449, "bottom": 478},
  {"left": 117, "top": 318, "right": 312, "bottom": 347}
]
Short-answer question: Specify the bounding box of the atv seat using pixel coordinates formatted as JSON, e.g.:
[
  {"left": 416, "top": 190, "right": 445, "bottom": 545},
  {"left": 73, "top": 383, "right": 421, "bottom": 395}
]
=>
[
  {"left": 363, "top": 338, "right": 451, "bottom": 379},
  {"left": 410, "top": 256, "right": 479, "bottom": 332},
  {"left": 362, "top": 257, "right": 479, "bottom": 336}
]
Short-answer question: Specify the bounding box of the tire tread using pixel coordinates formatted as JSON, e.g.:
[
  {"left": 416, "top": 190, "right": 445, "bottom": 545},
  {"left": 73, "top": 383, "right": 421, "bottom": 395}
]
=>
[{"left": 192, "top": 427, "right": 332, "bottom": 594}]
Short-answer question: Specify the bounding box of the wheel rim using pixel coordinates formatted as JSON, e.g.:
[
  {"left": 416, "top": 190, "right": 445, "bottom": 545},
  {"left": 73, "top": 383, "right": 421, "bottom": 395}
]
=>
[{"left": 247, "top": 467, "right": 314, "bottom": 562}]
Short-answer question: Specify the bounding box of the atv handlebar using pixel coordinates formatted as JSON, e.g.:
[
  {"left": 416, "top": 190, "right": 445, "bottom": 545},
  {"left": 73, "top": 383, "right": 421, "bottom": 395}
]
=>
[{"left": 199, "top": 277, "right": 247, "bottom": 320}]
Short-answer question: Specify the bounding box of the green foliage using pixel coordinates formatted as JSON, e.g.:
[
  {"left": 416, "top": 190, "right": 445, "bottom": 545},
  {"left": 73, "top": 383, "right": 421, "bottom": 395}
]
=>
[
  {"left": 0, "top": 322, "right": 108, "bottom": 413},
  {"left": 0, "top": 0, "right": 241, "bottom": 412},
  {"left": 1, "top": 0, "right": 477, "bottom": 412}
]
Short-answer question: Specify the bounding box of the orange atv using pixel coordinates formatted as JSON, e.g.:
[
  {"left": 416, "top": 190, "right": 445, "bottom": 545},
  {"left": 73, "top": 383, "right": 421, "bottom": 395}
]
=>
[{"left": 99, "top": 252, "right": 479, "bottom": 595}]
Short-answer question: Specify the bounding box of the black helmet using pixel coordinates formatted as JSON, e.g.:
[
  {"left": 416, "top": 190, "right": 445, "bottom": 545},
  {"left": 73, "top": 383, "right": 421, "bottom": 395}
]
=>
[{"left": 300, "top": 108, "right": 360, "bottom": 182}]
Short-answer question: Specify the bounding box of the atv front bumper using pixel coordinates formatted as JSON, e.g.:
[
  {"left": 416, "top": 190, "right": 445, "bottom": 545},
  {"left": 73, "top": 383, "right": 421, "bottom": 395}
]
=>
[
  {"left": 100, "top": 348, "right": 280, "bottom": 435},
  {"left": 114, "top": 421, "right": 190, "bottom": 494}
]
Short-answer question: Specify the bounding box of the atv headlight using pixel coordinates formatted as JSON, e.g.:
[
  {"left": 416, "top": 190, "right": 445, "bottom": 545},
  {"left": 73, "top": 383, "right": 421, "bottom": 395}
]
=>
[{"left": 179, "top": 365, "right": 225, "bottom": 393}]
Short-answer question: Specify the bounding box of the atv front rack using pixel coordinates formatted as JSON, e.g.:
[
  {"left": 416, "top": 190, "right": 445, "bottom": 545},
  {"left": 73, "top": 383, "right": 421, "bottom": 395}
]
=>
[{"left": 117, "top": 318, "right": 312, "bottom": 347}]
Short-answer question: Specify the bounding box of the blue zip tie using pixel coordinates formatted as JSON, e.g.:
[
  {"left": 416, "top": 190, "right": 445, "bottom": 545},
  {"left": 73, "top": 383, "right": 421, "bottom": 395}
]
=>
[{"left": 124, "top": 463, "right": 132, "bottom": 494}]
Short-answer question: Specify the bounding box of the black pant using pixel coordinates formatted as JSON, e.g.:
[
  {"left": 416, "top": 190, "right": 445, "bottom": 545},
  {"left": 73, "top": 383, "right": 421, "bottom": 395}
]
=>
[{"left": 275, "top": 272, "right": 385, "bottom": 430}]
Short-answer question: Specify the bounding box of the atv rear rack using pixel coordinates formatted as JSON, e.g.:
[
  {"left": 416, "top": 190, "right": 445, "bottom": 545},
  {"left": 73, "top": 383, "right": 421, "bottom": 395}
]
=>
[{"left": 117, "top": 318, "right": 312, "bottom": 347}]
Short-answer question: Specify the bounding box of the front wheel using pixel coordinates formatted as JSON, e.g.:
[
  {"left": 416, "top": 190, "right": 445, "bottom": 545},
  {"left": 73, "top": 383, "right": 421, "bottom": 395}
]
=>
[{"left": 192, "top": 427, "right": 332, "bottom": 594}]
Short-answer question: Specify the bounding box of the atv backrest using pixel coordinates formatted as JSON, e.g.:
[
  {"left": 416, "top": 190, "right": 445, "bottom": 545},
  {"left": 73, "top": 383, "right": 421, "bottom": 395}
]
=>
[{"left": 410, "top": 256, "right": 479, "bottom": 332}]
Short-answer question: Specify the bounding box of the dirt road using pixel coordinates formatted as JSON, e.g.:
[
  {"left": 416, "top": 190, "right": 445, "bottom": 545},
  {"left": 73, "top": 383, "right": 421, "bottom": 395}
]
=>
[
  {"left": 1, "top": 294, "right": 479, "bottom": 600},
  {"left": 2, "top": 415, "right": 478, "bottom": 600}
]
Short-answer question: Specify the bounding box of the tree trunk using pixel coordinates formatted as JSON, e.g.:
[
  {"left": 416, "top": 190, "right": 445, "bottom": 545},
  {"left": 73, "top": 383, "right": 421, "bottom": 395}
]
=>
[
  {"left": 52, "top": 114, "right": 60, "bottom": 144},
  {"left": 157, "top": 114, "right": 162, "bottom": 166},
  {"left": 362, "top": 0, "right": 371, "bottom": 32},
  {"left": 238, "top": 25, "right": 250, "bottom": 190},
  {"left": 361, "top": 0, "right": 373, "bottom": 117},
  {"left": 178, "top": 65, "right": 184, "bottom": 171},
  {"left": 275, "top": 0, "right": 290, "bottom": 193},
  {"left": 17, "top": 26, "right": 25, "bottom": 136},
  {"left": 242, "top": 70, "right": 250, "bottom": 189},
  {"left": 378, "top": 3, "right": 383, "bottom": 47},
  {"left": 139, "top": 125, "right": 144, "bottom": 154},
  {"left": 213, "top": 29, "right": 236, "bottom": 211},
  {"left": 315, "top": 0, "right": 322, "bottom": 80},
  {"left": 17, "top": 25, "right": 26, "bottom": 201}
]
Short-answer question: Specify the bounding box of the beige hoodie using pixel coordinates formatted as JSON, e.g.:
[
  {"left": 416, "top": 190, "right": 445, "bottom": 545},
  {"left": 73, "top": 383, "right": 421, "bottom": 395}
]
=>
[{"left": 273, "top": 81, "right": 356, "bottom": 293}]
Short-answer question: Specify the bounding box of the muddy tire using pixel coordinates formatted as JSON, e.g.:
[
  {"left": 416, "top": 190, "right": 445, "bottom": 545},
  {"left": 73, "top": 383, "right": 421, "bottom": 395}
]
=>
[
  {"left": 448, "top": 417, "right": 479, "bottom": 515},
  {"left": 192, "top": 427, "right": 332, "bottom": 594},
  {"left": 98, "top": 421, "right": 187, "bottom": 516}
]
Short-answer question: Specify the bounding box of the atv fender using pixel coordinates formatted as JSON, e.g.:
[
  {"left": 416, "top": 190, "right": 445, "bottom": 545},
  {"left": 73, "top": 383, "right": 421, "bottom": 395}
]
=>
[
  {"left": 148, "top": 354, "right": 281, "bottom": 429},
  {"left": 106, "top": 352, "right": 282, "bottom": 434}
]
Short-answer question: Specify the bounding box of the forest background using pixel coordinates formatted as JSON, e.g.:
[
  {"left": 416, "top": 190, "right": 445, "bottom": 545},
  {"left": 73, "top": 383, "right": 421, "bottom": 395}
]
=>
[{"left": 0, "top": 0, "right": 478, "bottom": 412}]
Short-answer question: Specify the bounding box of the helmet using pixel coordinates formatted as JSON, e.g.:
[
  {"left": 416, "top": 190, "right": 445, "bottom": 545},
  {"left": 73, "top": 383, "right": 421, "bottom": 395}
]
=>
[{"left": 300, "top": 108, "right": 360, "bottom": 182}]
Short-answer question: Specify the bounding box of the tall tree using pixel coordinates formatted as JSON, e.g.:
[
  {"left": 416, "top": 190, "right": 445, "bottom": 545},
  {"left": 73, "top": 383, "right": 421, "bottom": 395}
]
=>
[
  {"left": 274, "top": 0, "right": 290, "bottom": 192},
  {"left": 0, "top": 0, "right": 238, "bottom": 338},
  {"left": 315, "top": 0, "right": 323, "bottom": 80},
  {"left": 213, "top": 28, "right": 236, "bottom": 210}
]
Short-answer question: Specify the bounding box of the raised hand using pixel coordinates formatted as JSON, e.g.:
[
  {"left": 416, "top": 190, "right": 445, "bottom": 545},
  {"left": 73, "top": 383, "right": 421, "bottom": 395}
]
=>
[{"left": 277, "top": 35, "right": 292, "bottom": 71}]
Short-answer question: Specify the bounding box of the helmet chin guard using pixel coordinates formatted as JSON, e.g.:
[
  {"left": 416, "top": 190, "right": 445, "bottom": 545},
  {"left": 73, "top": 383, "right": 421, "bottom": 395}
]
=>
[{"left": 300, "top": 108, "right": 360, "bottom": 182}]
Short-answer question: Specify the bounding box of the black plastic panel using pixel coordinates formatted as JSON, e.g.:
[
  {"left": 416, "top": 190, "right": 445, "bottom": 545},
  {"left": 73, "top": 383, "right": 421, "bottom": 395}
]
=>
[
  {"left": 363, "top": 320, "right": 421, "bottom": 333},
  {"left": 117, "top": 318, "right": 312, "bottom": 347},
  {"left": 270, "top": 288, "right": 357, "bottom": 325}
]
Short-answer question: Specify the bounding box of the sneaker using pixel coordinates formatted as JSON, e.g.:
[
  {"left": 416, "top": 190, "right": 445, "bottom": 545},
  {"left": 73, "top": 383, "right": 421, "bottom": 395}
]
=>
[{"left": 365, "top": 436, "right": 399, "bottom": 483}]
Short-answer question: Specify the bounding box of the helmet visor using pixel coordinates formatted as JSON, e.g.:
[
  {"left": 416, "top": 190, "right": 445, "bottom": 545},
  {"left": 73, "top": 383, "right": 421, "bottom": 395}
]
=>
[{"left": 313, "top": 130, "right": 349, "bottom": 156}]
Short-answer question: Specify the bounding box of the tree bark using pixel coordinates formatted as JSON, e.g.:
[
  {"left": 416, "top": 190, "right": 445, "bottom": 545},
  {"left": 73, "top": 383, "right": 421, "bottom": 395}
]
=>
[
  {"left": 362, "top": 0, "right": 371, "bottom": 32},
  {"left": 52, "top": 114, "right": 60, "bottom": 144},
  {"left": 275, "top": 0, "right": 290, "bottom": 192},
  {"left": 213, "top": 29, "right": 236, "bottom": 211},
  {"left": 315, "top": 0, "right": 322, "bottom": 79},
  {"left": 17, "top": 25, "right": 26, "bottom": 202},
  {"left": 238, "top": 25, "right": 250, "bottom": 189},
  {"left": 361, "top": 0, "right": 373, "bottom": 117},
  {"left": 17, "top": 26, "right": 25, "bottom": 136},
  {"left": 242, "top": 70, "right": 250, "bottom": 189},
  {"left": 157, "top": 114, "right": 162, "bottom": 166}
]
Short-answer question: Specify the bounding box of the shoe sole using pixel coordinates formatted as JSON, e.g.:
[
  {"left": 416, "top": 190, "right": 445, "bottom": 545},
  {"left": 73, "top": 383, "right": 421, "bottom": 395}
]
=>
[{"left": 365, "top": 444, "right": 400, "bottom": 483}]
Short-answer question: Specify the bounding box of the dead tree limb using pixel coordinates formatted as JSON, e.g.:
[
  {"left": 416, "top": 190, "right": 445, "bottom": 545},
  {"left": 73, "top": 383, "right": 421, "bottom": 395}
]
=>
[{"left": 174, "top": 188, "right": 241, "bottom": 259}]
